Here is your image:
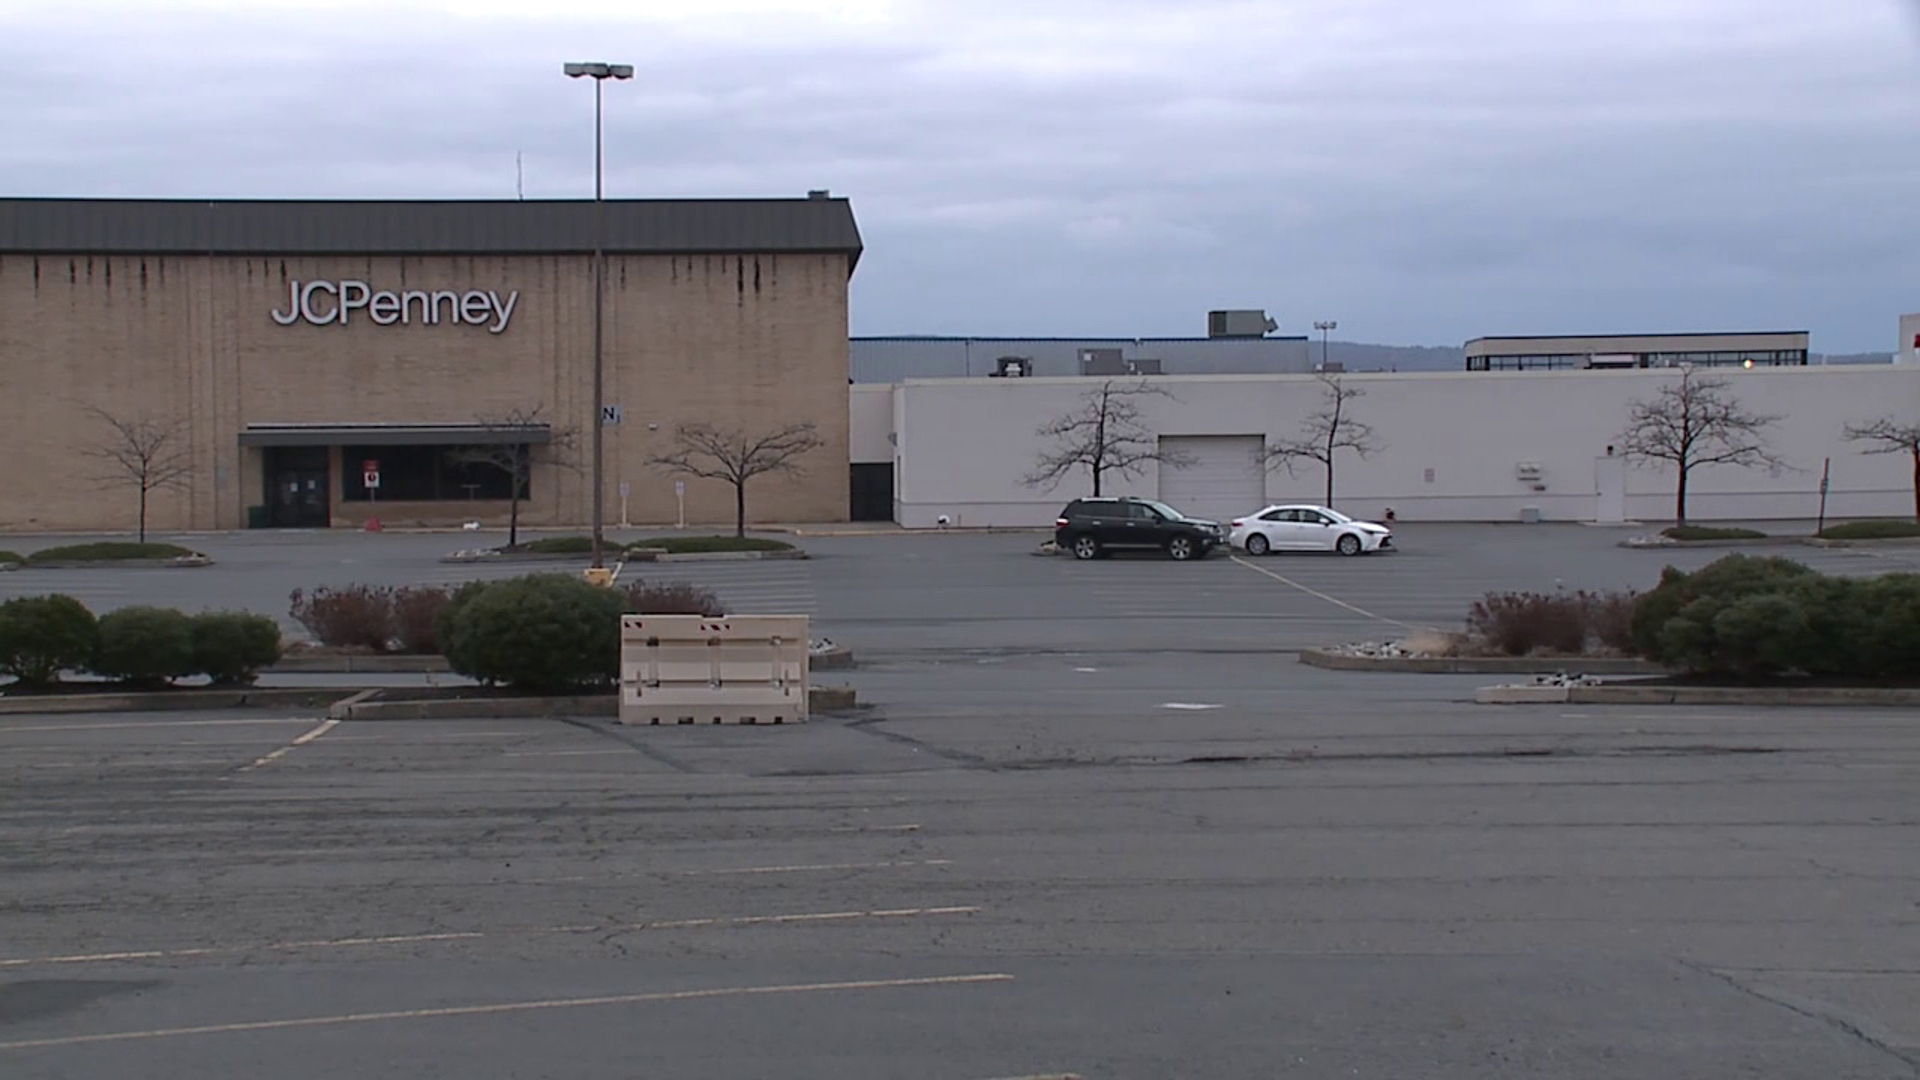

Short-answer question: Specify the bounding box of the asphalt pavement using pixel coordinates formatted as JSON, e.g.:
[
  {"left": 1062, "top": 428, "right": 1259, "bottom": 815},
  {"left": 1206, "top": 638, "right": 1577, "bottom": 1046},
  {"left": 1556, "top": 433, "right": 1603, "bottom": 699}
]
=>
[{"left": 1, "top": 523, "right": 1918, "bottom": 1076}]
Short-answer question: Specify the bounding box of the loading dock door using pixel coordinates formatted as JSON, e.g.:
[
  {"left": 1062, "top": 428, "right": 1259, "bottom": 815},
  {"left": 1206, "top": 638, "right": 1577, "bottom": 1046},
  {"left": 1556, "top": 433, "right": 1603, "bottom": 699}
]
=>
[{"left": 1156, "top": 435, "right": 1266, "bottom": 523}]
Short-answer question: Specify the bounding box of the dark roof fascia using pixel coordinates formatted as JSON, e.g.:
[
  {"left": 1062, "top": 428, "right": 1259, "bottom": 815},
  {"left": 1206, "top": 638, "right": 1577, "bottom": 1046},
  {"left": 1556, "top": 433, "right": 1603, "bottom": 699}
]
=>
[{"left": 0, "top": 197, "right": 863, "bottom": 272}]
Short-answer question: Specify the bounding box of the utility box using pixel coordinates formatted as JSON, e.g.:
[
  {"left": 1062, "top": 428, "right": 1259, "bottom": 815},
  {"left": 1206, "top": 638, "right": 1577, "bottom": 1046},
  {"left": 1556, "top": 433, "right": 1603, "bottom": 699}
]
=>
[
  {"left": 1207, "top": 309, "right": 1278, "bottom": 338},
  {"left": 619, "top": 615, "right": 810, "bottom": 725}
]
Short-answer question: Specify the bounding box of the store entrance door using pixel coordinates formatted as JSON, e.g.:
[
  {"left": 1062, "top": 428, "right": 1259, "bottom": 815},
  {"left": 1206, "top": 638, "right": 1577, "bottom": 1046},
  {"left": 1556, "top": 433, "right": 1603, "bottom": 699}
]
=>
[{"left": 266, "top": 447, "right": 331, "bottom": 528}]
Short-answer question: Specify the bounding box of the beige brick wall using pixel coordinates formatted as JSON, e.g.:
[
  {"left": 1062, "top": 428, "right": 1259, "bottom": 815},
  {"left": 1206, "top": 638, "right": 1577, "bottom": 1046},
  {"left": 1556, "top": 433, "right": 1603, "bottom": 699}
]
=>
[{"left": 0, "top": 251, "right": 851, "bottom": 532}]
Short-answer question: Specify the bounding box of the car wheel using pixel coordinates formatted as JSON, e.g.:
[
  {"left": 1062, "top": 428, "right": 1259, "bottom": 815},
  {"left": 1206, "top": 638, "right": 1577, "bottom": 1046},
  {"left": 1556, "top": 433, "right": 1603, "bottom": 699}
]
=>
[
  {"left": 1336, "top": 533, "right": 1363, "bottom": 556},
  {"left": 1071, "top": 534, "right": 1101, "bottom": 560},
  {"left": 1167, "top": 536, "right": 1195, "bottom": 561},
  {"left": 1245, "top": 533, "right": 1270, "bottom": 556}
]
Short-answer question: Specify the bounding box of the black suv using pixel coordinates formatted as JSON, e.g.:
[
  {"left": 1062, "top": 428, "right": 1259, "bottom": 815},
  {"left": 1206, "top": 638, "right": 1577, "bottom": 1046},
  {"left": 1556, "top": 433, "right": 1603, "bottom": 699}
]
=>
[{"left": 1054, "top": 497, "right": 1224, "bottom": 561}]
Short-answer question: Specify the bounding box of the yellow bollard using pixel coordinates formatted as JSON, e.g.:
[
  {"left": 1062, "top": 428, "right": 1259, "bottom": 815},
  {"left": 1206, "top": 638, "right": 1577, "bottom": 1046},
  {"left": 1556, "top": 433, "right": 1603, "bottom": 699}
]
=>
[{"left": 582, "top": 566, "right": 614, "bottom": 588}]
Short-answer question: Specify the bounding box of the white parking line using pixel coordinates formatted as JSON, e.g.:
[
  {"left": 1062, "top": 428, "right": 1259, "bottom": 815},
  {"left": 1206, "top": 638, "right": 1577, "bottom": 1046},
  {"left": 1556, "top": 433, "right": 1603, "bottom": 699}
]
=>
[
  {"left": 0, "top": 717, "right": 314, "bottom": 735},
  {"left": 1231, "top": 555, "right": 1425, "bottom": 630},
  {"left": 0, "top": 973, "right": 1016, "bottom": 1051},
  {"left": 236, "top": 718, "right": 339, "bottom": 773}
]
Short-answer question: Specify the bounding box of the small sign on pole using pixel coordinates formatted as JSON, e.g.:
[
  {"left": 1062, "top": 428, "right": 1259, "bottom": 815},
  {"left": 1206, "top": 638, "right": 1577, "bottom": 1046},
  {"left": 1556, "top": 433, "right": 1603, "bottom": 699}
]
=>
[
  {"left": 1817, "top": 456, "right": 1831, "bottom": 535},
  {"left": 675, "top": 479, "right": 686, "bottom": 530},
  {"left": 618, "top": 481, "right": 632, "bottom": 529},
  {"left": 601, "top": 404, "right": 623, "bottom": 427}
]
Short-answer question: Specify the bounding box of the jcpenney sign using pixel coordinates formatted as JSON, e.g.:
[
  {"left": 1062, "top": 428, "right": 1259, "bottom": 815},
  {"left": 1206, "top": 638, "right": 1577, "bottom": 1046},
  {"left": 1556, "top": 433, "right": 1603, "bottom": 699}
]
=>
[{"left": 271, "top": 280, "right": 520, "bottom": 334}]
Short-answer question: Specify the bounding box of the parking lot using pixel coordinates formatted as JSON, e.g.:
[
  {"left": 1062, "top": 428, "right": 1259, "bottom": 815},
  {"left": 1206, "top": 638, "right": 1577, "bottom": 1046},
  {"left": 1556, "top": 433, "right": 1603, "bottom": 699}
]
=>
[{"left": 3, "top": 524, "right": 1918, "bottom": 1077}]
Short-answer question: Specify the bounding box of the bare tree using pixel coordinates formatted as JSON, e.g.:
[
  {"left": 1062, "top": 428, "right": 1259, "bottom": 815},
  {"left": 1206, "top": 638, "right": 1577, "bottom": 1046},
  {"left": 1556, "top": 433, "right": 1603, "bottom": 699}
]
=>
[
  {"left": 1617, "top": 368, "right": 1783, "bottom": 524},
  {"left": 1262, "top": 372, "right": 1382, "bottom": 508},
  {"left": 1844, "top": 416, "right": 1920, "bottom": 521},
  {"left": 83, "top": 407, "right": 193, "bottom": 543},
  {"left": 1023, "top": 379, "right": 1193, "bottom": 497},
  {"left": 649, "top": 422, "right": 825, "bottom": 538},
  {"left": 445, "top": 405, "right": 579, "bottom": 549}
]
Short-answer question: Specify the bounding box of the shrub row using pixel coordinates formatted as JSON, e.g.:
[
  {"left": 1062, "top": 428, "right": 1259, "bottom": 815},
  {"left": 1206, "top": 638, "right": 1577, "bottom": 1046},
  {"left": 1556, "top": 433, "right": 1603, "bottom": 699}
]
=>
[
  {"left": 1818, "top": 520, "right": 1920, "bottom": 541},
  {"left": 290, "top": 577, "right": 724, "bottom": 658},
  {"left": 499, "top": 535, "right": 794, "bottom": 556},
  {"left": 0, "top": 549, "right": 21, "bottom": 567},
  {"left": 1661, "top": 525, "right": 1767, "bottom": 542},
  {"left": 24, "top": 541, "right": 202, "bottom": 562},
  {"left": 1631, "top": 554, "right": 1920, "bottom": 679},
  {"left": 1466, "top": 590, "right": 1638, "bottom": 657},
  {"left": 0, "top": 596, "right": 281, "bottom": 687},
  {"left": 429, "top": 575, "right": 727, "bottom": 693}
]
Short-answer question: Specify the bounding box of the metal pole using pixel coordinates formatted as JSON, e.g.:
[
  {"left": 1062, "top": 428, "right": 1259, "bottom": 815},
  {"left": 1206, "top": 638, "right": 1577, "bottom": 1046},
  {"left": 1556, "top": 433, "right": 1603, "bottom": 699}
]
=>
[{"left": 590, "top": 76, "right": 607, "bottom": 569}]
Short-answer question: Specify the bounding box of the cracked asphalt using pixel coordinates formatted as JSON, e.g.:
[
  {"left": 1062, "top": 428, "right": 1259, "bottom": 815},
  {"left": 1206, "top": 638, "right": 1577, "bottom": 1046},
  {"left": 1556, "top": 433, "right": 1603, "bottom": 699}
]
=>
[{"left": 1, "top": 524, "right": 1917, "bottom": 1077}]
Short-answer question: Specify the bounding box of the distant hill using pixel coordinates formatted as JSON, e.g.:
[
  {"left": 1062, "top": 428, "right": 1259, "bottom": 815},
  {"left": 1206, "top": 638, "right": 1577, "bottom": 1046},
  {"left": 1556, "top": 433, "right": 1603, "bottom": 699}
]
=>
[{"left": 1323, "top": 343, "right": 1894, "bottom": 372}]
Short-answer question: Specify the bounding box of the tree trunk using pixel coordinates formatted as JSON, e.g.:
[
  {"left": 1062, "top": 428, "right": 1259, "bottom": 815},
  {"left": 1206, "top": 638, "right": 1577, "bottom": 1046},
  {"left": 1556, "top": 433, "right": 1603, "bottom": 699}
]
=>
[
  {"left": 735, "top": 481, "right": 747, "bottom": 538},
  {"left": 1092, "top": 463, "right": 1103, "bottom": 497},
  {"left": 1911, "top": 447, "right": 1919, "bottom": 523},
  {"left": 1323, "top": 461, "right": 1334, "bottom": 508},
  {"left": 138, "top": 484, "right": 148, "bottom": 544},
  {"left": 508, "top": 485, "right": 521, "bottom": 549},
  {"left": 1675, "top": 466, "right": 1689, "bottom": 525}
]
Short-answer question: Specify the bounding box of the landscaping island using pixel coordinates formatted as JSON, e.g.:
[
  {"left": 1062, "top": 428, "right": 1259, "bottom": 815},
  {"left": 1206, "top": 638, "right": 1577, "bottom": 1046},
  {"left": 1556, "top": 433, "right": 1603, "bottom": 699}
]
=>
[
  {"left": 1623, "top": 519, "right": 1920, "bottom": 548},
  {"left": 7, "top": 542, "right": 212, "bottom": 568},
  {"left": 443, "top": 534, "right": 801, "bottom": 563}
]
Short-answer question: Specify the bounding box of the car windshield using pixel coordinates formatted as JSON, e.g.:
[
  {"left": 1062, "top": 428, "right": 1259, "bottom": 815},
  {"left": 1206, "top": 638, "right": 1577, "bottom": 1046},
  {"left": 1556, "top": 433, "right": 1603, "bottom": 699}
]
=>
[
  {"left": 1320, "top": 508, "right": 1353, "bottom": 523},
  {"left": 1136, "top": 499, "right": 1185, "bottom": 520}
]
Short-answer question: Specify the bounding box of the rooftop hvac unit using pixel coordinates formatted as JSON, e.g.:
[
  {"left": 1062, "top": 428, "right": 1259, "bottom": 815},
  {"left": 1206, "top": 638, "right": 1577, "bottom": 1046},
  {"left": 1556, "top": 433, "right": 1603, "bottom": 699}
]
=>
[
  {"left": 1125, "top": 358, "right": 1163, "bottom": 375},
  {"left": 1207, "top": 309, "right": 1278, "bottom": 338},
  {"left": 989, "top": 356, "right": 1032, "bottom": 378}
]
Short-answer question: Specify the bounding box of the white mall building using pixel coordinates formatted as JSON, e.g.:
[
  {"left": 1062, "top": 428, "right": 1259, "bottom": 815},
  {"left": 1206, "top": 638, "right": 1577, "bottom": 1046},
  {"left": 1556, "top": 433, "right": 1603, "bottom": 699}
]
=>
[{"left": 851, "top": 328, "right": 1920, "bottom": 528}]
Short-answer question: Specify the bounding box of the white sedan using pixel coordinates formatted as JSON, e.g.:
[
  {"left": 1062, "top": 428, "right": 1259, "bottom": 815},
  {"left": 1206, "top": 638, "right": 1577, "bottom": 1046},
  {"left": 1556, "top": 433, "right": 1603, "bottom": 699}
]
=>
[{"left": 1228, "top": 505, "right": 1395, "bottom": 556}]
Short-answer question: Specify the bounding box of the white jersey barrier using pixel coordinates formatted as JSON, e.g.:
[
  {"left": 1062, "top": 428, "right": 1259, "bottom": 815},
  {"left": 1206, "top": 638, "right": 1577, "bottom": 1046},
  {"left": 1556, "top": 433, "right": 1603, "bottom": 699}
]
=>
[{"left": 618, "top": 615, "right": 810, "bottom": 725}]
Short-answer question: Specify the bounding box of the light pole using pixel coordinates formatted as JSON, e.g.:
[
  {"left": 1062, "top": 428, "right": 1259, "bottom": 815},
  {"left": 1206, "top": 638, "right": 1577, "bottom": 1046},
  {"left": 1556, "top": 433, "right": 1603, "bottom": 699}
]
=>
[
  {"left": 1313, "top": 320, "right": 1337, "bottom": 372},
  {"left": 564, "top": 60, "right": 633, "bottom": 570}
]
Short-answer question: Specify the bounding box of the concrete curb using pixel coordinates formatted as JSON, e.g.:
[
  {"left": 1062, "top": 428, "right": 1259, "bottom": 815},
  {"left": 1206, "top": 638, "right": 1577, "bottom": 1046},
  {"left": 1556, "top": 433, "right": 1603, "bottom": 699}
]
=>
[
  {"left": 16, "top": 555, "right": 214, "bottom": 570},
  {"left": 1618, "top": 536, "right": 1795, "bottom": 550},
  {"left": 1620, "top": 534, "right": 1920, "bottom": 551},
  {"left": 271, "top": 647, "right": 853, "bottom": 674},
  {"left": 330, "top": 684, "right": 857, "bottom": 721},
  {"left": 1476, "top": 683, "right": 1920, "bottom": 706},
  {"left": 438, "top": 548, "right": 806, "bottom": 565},
  {"left": 0, "top": 686, "right": 354, "bottom": 715},
  {"left": 652, "top": 549, "right": 809, "bottom": 562},
  {"left": 270, "top": 654, "right": 451, "bottom": 674},
  {"left": 767, "top": 526, "right": 1049, "bottom": 537},
  {"left": 1300, "top": 648, "right": 1663, "bottom": 675}
]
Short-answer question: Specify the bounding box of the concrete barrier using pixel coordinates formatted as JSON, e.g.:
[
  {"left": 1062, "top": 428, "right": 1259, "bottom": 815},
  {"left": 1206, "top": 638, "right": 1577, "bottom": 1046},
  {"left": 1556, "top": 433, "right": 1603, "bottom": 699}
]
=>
[
  {"left": 1474, "top": 685, "right": 1572, "bottom": 705},
  {"left": 619, "top": 614, "right": 810, "bottom": 725}
]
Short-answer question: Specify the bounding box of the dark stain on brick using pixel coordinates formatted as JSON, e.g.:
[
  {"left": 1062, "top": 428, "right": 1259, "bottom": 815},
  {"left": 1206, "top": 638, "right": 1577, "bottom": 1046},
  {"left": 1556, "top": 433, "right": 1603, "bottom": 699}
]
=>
[
  {"left": 68, "top": 259, "right": 76, "bottom": 285},
  {"left": 753, "top": 257, "right": 762, "bottom": 295},
  {"left": 736, "top": 256, "right": 745, "bottom": 299}
]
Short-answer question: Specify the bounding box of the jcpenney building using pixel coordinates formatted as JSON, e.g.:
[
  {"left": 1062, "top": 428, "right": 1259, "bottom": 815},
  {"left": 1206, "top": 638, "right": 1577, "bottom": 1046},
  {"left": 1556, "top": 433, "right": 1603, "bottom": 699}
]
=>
[{"left": 0, "top": 196, "right": 861, "bottom": 531}]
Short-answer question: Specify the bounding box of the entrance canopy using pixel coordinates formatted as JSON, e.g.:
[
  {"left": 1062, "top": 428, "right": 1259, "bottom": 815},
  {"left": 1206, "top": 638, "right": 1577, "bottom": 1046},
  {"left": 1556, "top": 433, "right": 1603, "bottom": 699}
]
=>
[{"left": 239, "top": 422, "right": 552, "bottom": 447}]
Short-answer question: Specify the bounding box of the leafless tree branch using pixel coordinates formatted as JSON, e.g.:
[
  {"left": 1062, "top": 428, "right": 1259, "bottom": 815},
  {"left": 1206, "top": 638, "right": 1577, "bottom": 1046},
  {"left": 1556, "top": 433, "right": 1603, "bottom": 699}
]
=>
[
  {"left": 1844, "top": 415, "right": 1920, "bottom": 521},
  {"left": 446, "top": 405, "right": 579, "bottom": 548},
  {"left": 1617, "top": 369, "right": 1783, "bottom": 524},
  {"left": 1262, "top": 373, "right": 1382, "bottom": 507},
  {"left": 649, "top": 422, "right": 825, "bottom": 536},
  {"left": 81, "top": 406, "right": 193, "bottom": 543},
  {"left": 1023, "top": 379, "right": 1192, "bottom": 496}
]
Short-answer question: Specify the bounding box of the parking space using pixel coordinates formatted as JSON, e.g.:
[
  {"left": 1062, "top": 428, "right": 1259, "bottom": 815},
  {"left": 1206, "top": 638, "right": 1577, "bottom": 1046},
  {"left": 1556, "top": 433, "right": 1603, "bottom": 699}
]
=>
[{"left": 4, "top": 525, "right": 1920, "bottom": 1076}]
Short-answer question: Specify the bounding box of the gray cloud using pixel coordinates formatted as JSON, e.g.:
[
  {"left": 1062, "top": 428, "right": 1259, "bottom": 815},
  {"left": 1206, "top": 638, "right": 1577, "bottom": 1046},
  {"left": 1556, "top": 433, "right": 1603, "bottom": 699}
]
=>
[{"left": 2, "top": 0, "right": 1917, "bottom": 350}]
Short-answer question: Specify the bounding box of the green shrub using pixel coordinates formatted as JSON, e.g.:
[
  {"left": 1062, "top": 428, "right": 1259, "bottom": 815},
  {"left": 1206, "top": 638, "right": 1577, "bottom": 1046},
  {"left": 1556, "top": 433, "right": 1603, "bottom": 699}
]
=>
[
  {"left": 1661, "top": 525, "right": 1768, "bottom": 542},
  {"left": 1855, "top": 574, "right": 1920, "bottom": 678},
  {"left": 628, "top": 536, "right": 795, "bottom": 555},
  {"left": 440, "top": 574, "right": 623, "bottom": 693},
  {"left": 1630, "top": 555, "right": 1817, "bottom": 663},
  {"left": 508, "top": 536, "right": 595, "bottom": 555},
  {"left": 434, "top": 580, "right": 493, "bottom": 665},
  {"left": 26, "top": 542, "right": 199, "bottom": 563},
  {"left": 0, "top": 595, "right": 98, "bottom": 685},
  {"left": 189, "top": 612, "right": 283, "bottom": 685},
  {"left": 94, "top": 606, "right": 196, "bottom": 685},
  {"left": 0, "top": 550, "right": 22, "bottom": 566},
  {"left": 1817, "top": 520, "right": 1920, "bottom": 541},
  {"left": 1689, "top": 593, "right": 1811, "bottom": 678}
]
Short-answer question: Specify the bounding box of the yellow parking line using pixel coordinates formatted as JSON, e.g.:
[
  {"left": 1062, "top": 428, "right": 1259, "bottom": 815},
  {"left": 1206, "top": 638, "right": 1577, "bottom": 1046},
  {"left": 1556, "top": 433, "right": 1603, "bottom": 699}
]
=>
[{"left": 0, "top": 973, "right": 1016, "bottom": 1050}]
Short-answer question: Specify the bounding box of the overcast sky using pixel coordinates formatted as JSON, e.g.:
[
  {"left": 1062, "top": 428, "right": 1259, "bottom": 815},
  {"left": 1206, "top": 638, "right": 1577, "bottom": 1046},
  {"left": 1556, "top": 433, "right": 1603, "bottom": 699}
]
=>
[{"left": 4, "top": 0, "right": 1917, "bottom": 351}]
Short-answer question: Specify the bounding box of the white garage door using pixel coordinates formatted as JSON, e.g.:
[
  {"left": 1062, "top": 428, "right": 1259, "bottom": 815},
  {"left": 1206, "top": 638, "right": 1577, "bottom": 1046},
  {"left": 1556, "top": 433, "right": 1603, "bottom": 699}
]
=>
[{"left": 1156, "top": 435, "right": 1266, "bottom": 524}]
